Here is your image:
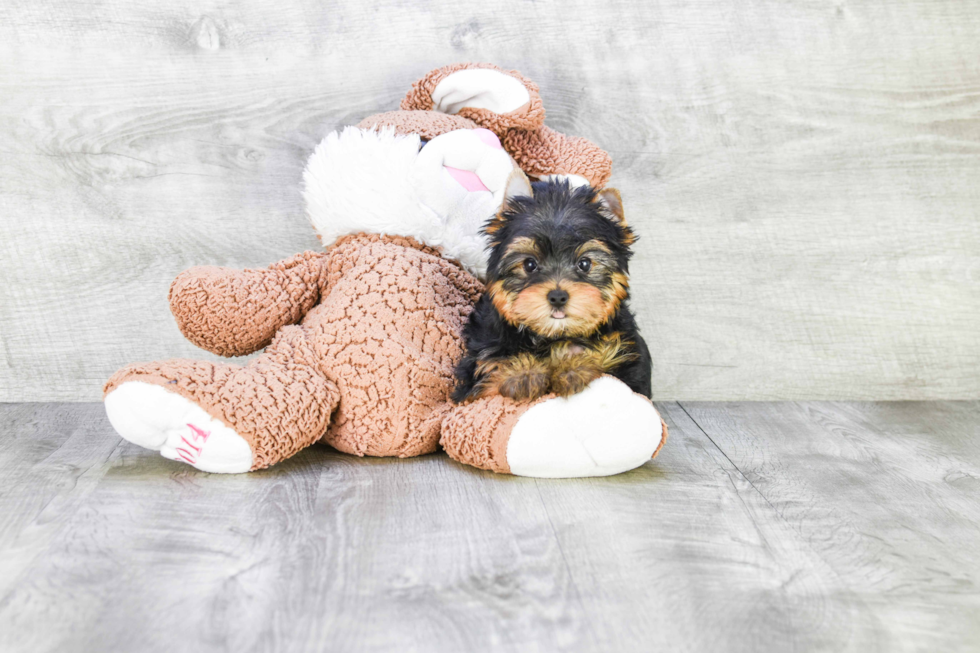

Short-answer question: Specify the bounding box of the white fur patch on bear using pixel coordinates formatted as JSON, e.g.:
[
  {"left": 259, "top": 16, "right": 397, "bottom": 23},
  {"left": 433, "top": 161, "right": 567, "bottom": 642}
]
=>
[
  {"left": 432, "top": 69, "right": 531, "bottom": 115},
  {"left": 304, "top": 126, "right": 428, "bottom": 248},
  {"left": 506, "top": 376, "right": 664, "bottom": 478},
  {"left": 105, "top": 381, "right": 253, "bottom": 474}
]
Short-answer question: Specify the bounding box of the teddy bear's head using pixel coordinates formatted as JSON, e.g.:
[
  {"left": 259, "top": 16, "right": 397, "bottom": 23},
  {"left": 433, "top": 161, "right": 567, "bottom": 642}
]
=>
[{"left": 303, "top": 126, "right": 518, "bottom": 279}]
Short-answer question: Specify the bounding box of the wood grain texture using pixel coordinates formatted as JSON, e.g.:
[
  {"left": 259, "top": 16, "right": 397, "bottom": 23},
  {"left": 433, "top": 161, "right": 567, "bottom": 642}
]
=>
[
  {"left": 3, "top": 401, "right": 979, "bottom": 652},
  {"left": 679, "top": 400, "right": 980, "bottom": 651},
  {"left": 1, "top": 0, "right": 979, "bottom": 400}
]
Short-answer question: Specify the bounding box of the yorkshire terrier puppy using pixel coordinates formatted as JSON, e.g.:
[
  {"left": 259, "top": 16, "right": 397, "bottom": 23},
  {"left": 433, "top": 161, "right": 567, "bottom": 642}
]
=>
[{"left": 452, "top": 173, "right": 652, "bottom": 403}]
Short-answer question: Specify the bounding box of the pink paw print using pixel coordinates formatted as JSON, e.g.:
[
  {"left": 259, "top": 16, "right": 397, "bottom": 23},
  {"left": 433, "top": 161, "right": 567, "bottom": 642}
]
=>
[{"left": 175, "top": 423, "right": 211, "bottom": 465}]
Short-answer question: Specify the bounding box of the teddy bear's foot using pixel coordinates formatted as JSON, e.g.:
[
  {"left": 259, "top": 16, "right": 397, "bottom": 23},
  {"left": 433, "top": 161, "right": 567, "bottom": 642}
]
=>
[
  {"left": 506, "top": 376, "right": 667, "bottom": 477},
  {"left": 442, "top": 376, "right": 667, "bottom": 478},
  {"left": 401, "top": 62, "right": 546, "bottom": 133},
  {"left": 105, "top": 381, "right": 253, "bottom": 473}
]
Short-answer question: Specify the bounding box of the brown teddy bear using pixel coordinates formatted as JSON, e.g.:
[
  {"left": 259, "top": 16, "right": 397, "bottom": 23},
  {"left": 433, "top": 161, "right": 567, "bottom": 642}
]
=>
[{"left": 103, "top": 63, "right": 667, "bottom": 477}]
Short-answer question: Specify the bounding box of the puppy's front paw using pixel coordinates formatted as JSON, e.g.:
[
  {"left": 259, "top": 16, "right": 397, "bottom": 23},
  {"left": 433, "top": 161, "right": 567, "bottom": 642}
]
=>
[
  {"left": 487, "top": 353, "right": 551, "bottom": 401},
  {"left": 550, "top": 363, "right": 603, "bottom": 397},
  {"left": 498, "top": 369, "right": 551, "bottom": 401}
]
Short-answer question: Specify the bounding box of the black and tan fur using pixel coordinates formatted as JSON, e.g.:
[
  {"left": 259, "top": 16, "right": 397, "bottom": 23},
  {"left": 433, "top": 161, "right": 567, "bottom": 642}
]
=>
[{"left": 452, "top": 175, "right": 652, "bottom": 403}]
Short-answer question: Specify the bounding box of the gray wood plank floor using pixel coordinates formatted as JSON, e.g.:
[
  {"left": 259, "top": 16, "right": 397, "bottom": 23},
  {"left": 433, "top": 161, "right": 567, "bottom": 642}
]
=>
[{"left": 1, "top": 401, "right": 978, "bottom": 652}]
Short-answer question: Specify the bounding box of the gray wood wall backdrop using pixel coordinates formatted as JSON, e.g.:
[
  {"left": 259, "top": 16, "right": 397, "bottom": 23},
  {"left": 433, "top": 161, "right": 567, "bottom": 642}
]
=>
[{"left": 1, "top": 0, "right": 979, "bottom": 402}]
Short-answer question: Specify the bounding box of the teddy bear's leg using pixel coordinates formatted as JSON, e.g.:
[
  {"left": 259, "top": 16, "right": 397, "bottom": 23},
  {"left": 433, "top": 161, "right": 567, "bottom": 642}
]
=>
[
  {"left": 441, "top": 376, "right": 667, "bottom": 478},
  {"left": 104, "top": 381, "right": 255, "bottom": 473},
  {"left": 400, "top": 64, "right": 613, "bottom": 189},
  {"left": 502, "top": 124, "right": 613, "bottom": 189},
  {"left": 401, "top": 63, "right": 546, "bottom": 133},
  {"left": 104, "top": 325, "right": 339, "bottom": 473}
]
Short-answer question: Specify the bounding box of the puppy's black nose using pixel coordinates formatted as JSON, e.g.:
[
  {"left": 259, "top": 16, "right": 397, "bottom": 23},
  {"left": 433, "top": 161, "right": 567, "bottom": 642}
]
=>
[{"left": 547, "top": 289, "right": 569, "bottom": 308}]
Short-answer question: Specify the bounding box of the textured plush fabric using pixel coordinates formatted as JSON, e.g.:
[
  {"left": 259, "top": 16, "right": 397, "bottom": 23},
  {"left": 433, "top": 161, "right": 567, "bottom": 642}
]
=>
[
  {"left": 358, "top": 110, "right": 478, "bottom": 140},
  {"left": 311, "top": 234, "right": 482, "bottom": 457},
  {"left": 104, "top": 63, "right": 641, "bottom": 476},
  {"left": 107, "top": 234, "right": 483, "bottom": 468},
  {"left": 655, "top": 419, "right": 669, "bottom": 459},
  {"left": 169, "top": 251, "right": 330, "bottom": 358},
  {"left": 400, "top": 63, "right": 612, "bottom": 188},
  {"left": 400, "top": 62, "right": 546, "bottom": 133},
  {"left": 442, "top": 393, "right": 551, "bottom": 474},
  {"left": 442, "top": 384, "right": 669, "bottom": 476},
  {"left": 104, "top": 326, "right": 339, "bottom": 471},
  {"left": 503, "top": 125, "right": 613, "bottom": 189}
]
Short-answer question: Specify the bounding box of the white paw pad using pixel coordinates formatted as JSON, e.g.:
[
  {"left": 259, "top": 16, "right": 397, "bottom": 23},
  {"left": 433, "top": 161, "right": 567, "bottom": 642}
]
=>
[
  {"left": 506, "top": 376, "right": 664, "bottom": 478},
  {"left": 105, "top": 381, "right": 253, "bottom": 474},
  {"left": 431, "top": 69, "right": 531, "bottom": 115}
]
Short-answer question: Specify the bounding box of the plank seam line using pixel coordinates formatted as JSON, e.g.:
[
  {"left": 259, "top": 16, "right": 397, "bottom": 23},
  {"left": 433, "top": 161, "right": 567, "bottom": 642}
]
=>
[
  {"left": 675, "top": 402, "right": 781, "bottom": 512},
  {"left": 532, "top": 480, "right": 602, "bottom": 646},
  {"left": 674, "top": 401, "right": 875, "bottom": 601}
]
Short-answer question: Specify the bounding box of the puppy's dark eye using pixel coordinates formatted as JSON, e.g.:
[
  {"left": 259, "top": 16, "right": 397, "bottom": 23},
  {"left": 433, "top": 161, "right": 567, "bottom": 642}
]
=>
[
  {"left": 522, "top": 258, "right": 538, "bottom": 274},
  {"left": 577, "top": 257, "right": 592, "bottom": 274}
]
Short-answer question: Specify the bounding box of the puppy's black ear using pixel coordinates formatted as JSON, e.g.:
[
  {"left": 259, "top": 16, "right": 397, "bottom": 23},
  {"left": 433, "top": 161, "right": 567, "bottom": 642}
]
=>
[{"left": 595, "top": 188, "right": 625, "bottom": 226}]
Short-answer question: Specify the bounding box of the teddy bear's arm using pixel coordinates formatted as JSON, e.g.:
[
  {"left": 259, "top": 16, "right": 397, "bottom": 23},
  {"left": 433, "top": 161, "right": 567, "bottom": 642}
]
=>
[{"left": 168, "top": 251, "right": 330, "bottom": 357}]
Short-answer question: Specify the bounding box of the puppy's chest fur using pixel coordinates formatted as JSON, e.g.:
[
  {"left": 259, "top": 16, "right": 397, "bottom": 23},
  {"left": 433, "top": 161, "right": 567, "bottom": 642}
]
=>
[
  {"left": 452, "top": 293, "right": 653, "bottom": 402},
  {"left": 514, "top": 332, "right": 637, "bottom": 396}
]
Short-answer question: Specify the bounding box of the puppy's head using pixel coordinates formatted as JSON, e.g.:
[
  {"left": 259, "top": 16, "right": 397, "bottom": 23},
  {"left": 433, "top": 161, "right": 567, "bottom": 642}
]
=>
[{"left": 483, "top": 173, "right": 636, "bottom": 339}]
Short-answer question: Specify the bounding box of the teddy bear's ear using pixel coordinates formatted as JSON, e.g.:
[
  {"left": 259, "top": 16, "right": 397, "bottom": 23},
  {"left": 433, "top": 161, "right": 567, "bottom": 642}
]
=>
[{"left": 595, "top": 188, "right": 625, "bottom": 225}]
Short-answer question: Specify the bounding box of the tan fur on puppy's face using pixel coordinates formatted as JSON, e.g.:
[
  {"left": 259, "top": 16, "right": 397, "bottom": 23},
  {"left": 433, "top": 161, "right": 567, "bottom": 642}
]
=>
[
  {"left": 485, "top": 206, "right": 633, "bottom": 338},
  {"left": 488, "top": 270, "right": 629, "bottom": 339},
  {"left": 492, "top": 281, "right": 608, "bottom": 338}
]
